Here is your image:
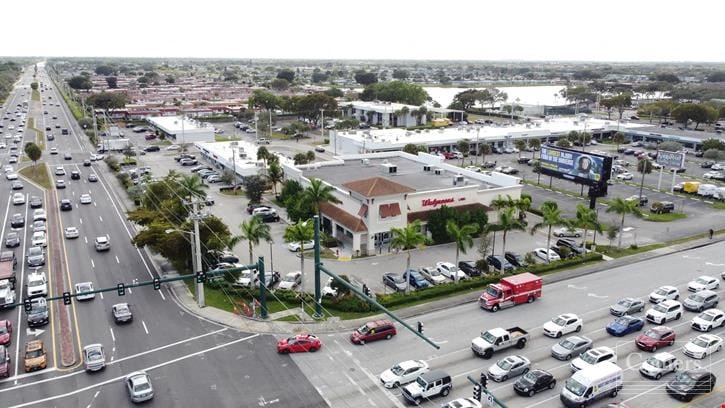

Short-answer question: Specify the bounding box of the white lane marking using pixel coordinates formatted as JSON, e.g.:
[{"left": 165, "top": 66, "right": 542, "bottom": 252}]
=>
[
  {"left": 99, "top": 292, "right": 103, "bottom": 300},
  {"left": 83, "top": 236, "right": 87, "bottom": 244},
  {"left": 127, "top": 287, "right": 132, "bottom": 294},
  {"left": 115, "top": 256, "right": 120, "bottom": 264},
  {"left": 79, "top": 218, "right": 82, "bottom": 224},
  {"left": 98, "top": 216, "right": 103, "bottom": 222},
  {"left": 109, "top": 328, "right": 115, "bottom": 342},
  {"left": 7, "top": 333, "right": 260, "bottom": 408},
  {"left": 141, "top": 320, "right": 149, "bottom": 335},
  {"left": 90, "top": 259, "right": 95, "bottom": 268}
]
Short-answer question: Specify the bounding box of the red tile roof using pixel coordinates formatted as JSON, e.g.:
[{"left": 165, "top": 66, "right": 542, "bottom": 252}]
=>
[
  {"left": 320, "top": 203, "right": 368, "bottom": 232},
  {"left": 342, "top": 177, "right": 414, "bottom": 198}
]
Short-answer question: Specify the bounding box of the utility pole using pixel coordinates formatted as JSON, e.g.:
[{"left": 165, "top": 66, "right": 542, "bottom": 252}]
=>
[
  {"left": 92, "top": 110, "right": 98, "bottom": 142},
  {"left": 320, "top": 108, "right": 324, "bottom": 142},
  {"left": 190, "top": 201, "right": 205, "bottom": 307}
]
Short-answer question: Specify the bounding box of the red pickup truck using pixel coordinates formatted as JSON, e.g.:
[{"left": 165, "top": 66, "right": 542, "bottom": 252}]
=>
[{"left": 479, "top": 273, "right": 542, "bottom": 312}]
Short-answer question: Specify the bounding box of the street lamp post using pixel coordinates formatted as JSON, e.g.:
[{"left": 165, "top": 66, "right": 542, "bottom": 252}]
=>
[{"left": 475, "top": 126, "right": 480, "bottom": 166}]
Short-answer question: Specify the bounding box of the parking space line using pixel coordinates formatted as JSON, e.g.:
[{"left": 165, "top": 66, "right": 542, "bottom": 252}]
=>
[
  {"left": 90, "top": 259, "right": 94, "bottom": 268},
  {"left": 141, "top": 320, "right": 149, "bottom": 335}
]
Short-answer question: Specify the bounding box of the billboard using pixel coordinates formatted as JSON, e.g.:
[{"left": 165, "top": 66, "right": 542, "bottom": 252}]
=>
[
  {"left": 655, "top": 151, "right": 685, "bottom": 169},
  {"left": 539, "top": 146, "right": 612, "bottom": 186}
]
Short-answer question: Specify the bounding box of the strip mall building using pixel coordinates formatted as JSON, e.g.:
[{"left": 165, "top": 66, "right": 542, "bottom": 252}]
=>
[{"left": 283, "top": 151, "right": 522, "bottom": 256}]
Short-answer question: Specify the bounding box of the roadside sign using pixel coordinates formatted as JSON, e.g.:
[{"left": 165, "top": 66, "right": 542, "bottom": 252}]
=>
[
  {"left": 486, "top": 393, "right": 494, "bottom": 407},
  {"left": 656, "top": 151, "right": 685, "bottom": 168}
]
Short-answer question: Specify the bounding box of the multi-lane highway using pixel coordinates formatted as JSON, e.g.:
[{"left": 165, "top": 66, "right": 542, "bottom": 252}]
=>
[{"left": 0, "top": 66, "right": 326, "bottom": 407}]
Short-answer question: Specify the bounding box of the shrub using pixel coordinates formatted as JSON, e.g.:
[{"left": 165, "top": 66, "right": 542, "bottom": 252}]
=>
[
  {"left": 629, "top": 244, "right": 639, "bottom": 250},
  {"left": 105, "top": 156, "right": 120, "bottom": 172},
  {"left": 475, "top": 259, "right": 489, "bottom": 273}
]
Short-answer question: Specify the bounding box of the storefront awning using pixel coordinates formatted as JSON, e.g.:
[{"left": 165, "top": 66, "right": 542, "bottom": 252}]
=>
[
  {"left": 320, "top": 203, "right": 368, "bottom": 232},
  {"left": 407, "top": 203, "right": 491, "bottom": 223}
]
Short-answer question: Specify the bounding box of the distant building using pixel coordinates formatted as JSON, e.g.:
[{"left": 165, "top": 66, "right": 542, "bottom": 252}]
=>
[
  {"left": 341, "top": 101, "right": 464, "bottom": 128},
  {"left": 146, "top": 116, "right": 214, "bottom": 143}
]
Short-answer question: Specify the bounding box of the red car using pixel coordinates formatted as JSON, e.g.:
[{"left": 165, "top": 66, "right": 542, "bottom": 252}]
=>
[
  {"left": 350, "top": 320, "right": 397, "bottom": 345},
  {"left": 635, "top": 326, "right": 676, "bottom": 352},
  {"left": 0, "top": 320, "right": 11, "bottom": 346},
  {"left": 144, "top": 133, "right": 157, "bottom": 140},
  {"left": 277, "top": 334, "right": 321, "bottom": 354}
]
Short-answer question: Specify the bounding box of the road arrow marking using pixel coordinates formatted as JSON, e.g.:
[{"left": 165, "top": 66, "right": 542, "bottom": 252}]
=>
[
  {"left": 26, "top": 328, "right": 44, "bottom": 337},
  {"left": 587, "top": 293, "right": 608, "bottom": 299},
  {"left": 568, "top": 284, "right": 587, "bottom": 290}
]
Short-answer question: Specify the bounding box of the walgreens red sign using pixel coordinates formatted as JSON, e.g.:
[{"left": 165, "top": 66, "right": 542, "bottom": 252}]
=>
[{"left": 421, "top": 197, "right": 461, "bottom": 207}]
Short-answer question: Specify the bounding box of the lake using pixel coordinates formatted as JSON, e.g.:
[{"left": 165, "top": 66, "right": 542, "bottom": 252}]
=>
[{"left": 424, "top": 85, "right": 566, "bottom": 108}]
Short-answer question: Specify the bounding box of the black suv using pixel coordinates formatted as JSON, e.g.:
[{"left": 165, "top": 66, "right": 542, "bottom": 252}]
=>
[
  {"left": 458, "top": 261, "right": 482, "bottom": 277},
  {"left": 485, "top": 255, "right": 514, "bottom": 272},
  {"left": 555, "top": 238, "right": 585, "bottom": 255},
  {"left": 70, "top": 170, "right": 80, "bottom": 180},
  {"left": 144, "top": 145, "right": 160, "bottom": 152},
  {"left": 60, "top": 199, "right": 73, "bottom": 211},
  {"left": 504, "top": 251, "right": 528, "bottom": 268},
  {"left": 666, "top": 370, "right": 716, "bottom": 402},
  {"left": 650, "top": 201, "right": 675, "bottom": 214}
]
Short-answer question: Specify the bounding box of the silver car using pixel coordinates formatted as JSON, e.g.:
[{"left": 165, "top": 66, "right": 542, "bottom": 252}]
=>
[
  {"left": 419, "top": 266, "right": 447, "bottom": 285},
  {"left": 551, "top": 335, "right": 593, "bottom": 361},
  {"left": 125, "top": 371, "right": 154, "bottom": 402},
  {"left": 487, "top": 355, "right": 531, "bottom": 382},
  {"left": 83, "top": 344, "right": 105, "bottom": 371},
  {"left": 683, "top": 290, "right": 719, "bottom": 312},
  {"left": 610, "top": 297, "right": 645, "bottom": 316}
]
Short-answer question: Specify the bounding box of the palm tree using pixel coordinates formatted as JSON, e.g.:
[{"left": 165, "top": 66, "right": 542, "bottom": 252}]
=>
[
  {"left": 514, "top": 195, "right": 532, "bottom": 223},
  {"left": 479, "top": 144, "right": 492, "bottom": 164},
  {"left": 457, "top": 139, "right": 470, "bottom": 166},
  {"left": 267, "top": 162, "right": 284, "bottom": 196},
  {"left": 303, "top": 178, "right": 341, "bottom": 218},
  {"left": 575, "top": 204, "right": 602, "bottom": 250},
  {"left": 514, "top": 139, "right": 526, "bottom": 158},
  {"left": 495, "top": 207, "right": 526, "bottom": 271},
  {"left": 606, "top": 198, "right": 642, "bottom": 249},
  {"left": 613, "top": 132, "right": 625, "bottom": 150},
  {"left": 528, "top": 139, "right": 541, "bottom": 159},
  {"left": 390, "top": 220, "right": 426, "bottom": 294},
  {"left": 210, "top": 234, "right": 243, "bottom": 253},
  {"left": 530, "top": 201, "right": 566, "bottom": 263},
  {"left": 637, "top": 158, "right": 653, "bottom": 200},
  {"left": 446, "top": 220, "right": 479, "bottom": 283},
  {"left": 257, "top": 146, "right": 270, "bottom": 166},
  {"left": 283, "top": 220, "right": 314, "bottom": 293},
  {"left": 239, "top": 217, "right": 272, "bottom": 264},
  {"left": 177, "top": 174, "right": 205, "bottom": 201}
]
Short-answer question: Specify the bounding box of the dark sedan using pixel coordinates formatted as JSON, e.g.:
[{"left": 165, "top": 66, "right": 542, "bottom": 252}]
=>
[
  {"left": 60, "top": 199, "right": 72, "bottom": 211},
  {"left": 606, "top": 315, "right": 645, "bottom": 337},
  {"left": 485, "top": 255, "right": 514, "bottom": 272},
  {"left": 504, "top": 251, "right": 528, "bottom": 268},
  {"left": 10, "top": 214, "right": 24, "bottom": 228},
  {"left": 458, "top": 261, "right": 482, "bottom": 277},
  {"left": 382, "top": 273, "right": 407, "bottom": 292},
  {"left": 4, "top": 232, "right": 19, "bottom": 248},
  {"left": 29, "top": 196, "right": 42, "bottom": 209},
  {"left": 513, "top": 369, "right": 556, "bottom": 397},
  {"left": 666, "top": 370, "right": 716, "bottom": 402}
]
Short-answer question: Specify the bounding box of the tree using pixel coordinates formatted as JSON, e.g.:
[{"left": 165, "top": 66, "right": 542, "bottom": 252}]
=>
[
  {"left": 702, "top": 138, "right": 725, "bottom": 152},
  {"left": 652, "top": 73, "right": 680, "bottom": 83},
  {"left": 238, "top": 217, "right": 272, "bottom": 264},
  {"left": 575, "top": 204, "right": 602, "bottom": 248},
  {"left": 302, "top": 178, "right": 341, "bottom": 218},
  {"left": 556, "top": 139, "right": 571, "bottom": 148},
  {"left": 354, "top": 71, "right": 378, "bottom": 86},
  {"left": 567, "top": 131, "right": 580, "bottom": 144},
  {"left": 457, "top": 139, "right": 470, "bottom": 165},
  {"left": 165, "top": 75, "right": 175, "bottom": 84},
  {"left": 392, "top": 69, "right": 409, "bottom": 80},
  {"left": 257, "top": 146, "right": 270, "bottom": 165},
  {"left": 324, "top": 87, "right": 344, "bottom": 98},
  {"left": 528, "top": 139, "right": 540, "bottom": 159},
  {"left": 94, "top": 65, "right": 115, "bottom": 76},
  {"left": 390, "top": 220, "right": 426, "bottom": 294},
  {"left": 270, "top": 78, "right": 289, "bottom": 91},
  {"left": 293, "top": 153, "right": 309, "bottom": 165},
  {"left": 247, "top": 90, "right": 279, "bottom": 111},
  {"left": 600, "top": 98, "right": 615, "bottom": 120},
  {"left": 276, "top": 69, "right": 295, "bottom": 82},
  {"left": 613, "top": 132, "right": 625, "bottom": 150},
  {"left": 514, "top": 140, "right": 526, "bottom": 158},
  {"left": 636, "top": 158, "right": 653, "bottom": 202},
  {"left": 672, "top": 103, "right": 718, "bottom": 130},
  {"left": 610, "top": 93, "right": 632, "bottom": 120},
  {"left": 403, "top": 143, "right": 423, "bottom": 155},
  {"left": 445, "top": 220, "right": 479, "bottom": 283},
  {"left": 658, "top": 141, "right": 683, "bottom": 153},
  {"left": 706, "top": 71, "right": 725, "bottom": 83},
  {"left": 219, "top": 170, "right": 235, "bottom": 186},
  {"left": 312, "top": 71, "right": 330, "bottom": 83},
  {"left": 177, "top": 174, "right": 205, "bottom": 201},
  {"left": 243, "top": 175, "right": 267, "bottom": 203},
  {"left": 450, "top": 89, "right": 487, "bottom": 111},
  {"left": 606, "top": 198, "right": 642, "bottom": 249},
  {"left": 30, "top": 82, "right": 38, "bottom": 90},
  {"left": 360, "top": 81, "right": 428, "bottom": 106},
  {"left": 24, "top": 142, "right": 41, "bottom": 165},
  {"left": 86, "top": 92, "right": 128, "bottom": 116},
  {"left": 530, "top": 201, "right": 566, "bottom": 263},
  {"left": 283, "top": 220, "right": 314, "bottom": 292},
  {"left": 105, "top": 76, "right": 117, "bottom": 89},
  {"left": 267, "top": 162, "right": 284, "bottom": 196},
  {"left": 479, "top": 144, "right": 492, "bottom": 163},
  {"left": 68, "top": 75, "right": 93, "bottom": 90},
  {"left": 494, "top": 207, "right": 526, "bottom": 271}
]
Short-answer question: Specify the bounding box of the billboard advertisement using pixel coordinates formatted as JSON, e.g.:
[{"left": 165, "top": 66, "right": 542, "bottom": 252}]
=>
[
  {"left": 655, "top": 151, "right": 685, "bottom": 169},
  {"left": 539, "top": 146, "right": 612, "bottom": 186}
]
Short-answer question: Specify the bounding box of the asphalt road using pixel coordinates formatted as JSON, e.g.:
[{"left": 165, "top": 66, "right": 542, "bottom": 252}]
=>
[
  {"left": 297, "top": 240, "right": 725, "bottom": 408},
  {"left": 0, "top": 66, "right": 327, "bottom": 408}
]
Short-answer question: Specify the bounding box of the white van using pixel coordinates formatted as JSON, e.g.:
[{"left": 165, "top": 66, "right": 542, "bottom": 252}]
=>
[
  {"left": 560, "top": 361, "right": 623, "bottom": 408},
  {"left": 697, "top": 184, "right": 718, "bottom": 197},
  {"left": 713, "top": 187, "right": 725, "bottom": 201}
]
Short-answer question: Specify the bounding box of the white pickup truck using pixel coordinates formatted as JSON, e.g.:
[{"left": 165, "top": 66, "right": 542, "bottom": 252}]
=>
[
  {"left": 471, "top": 326, "right": 529, "bottom": 359},
  {"left": 0, "top": 279, "right": 16, "bottom": 309}
]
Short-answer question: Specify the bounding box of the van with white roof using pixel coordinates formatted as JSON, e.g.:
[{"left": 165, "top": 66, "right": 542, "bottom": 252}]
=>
[
  {"left": 560, "top": 361, "right": 622, "bottom": 407},
  {"left": 697, "top": 184, "right": 718, "bottom": 197}
]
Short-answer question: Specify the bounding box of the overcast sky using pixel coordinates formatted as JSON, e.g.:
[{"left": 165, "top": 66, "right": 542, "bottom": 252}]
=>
[{"left": 3, "top": 0, "right": 723, "bottom": 62}]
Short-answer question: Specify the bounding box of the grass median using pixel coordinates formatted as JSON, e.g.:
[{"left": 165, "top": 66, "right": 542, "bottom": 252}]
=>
[
  {"left": 642, "top": 212, "right": 687, "bottom": 222},
  {"left": 19, "top": 164, "right": 51, "bottom": 189}
]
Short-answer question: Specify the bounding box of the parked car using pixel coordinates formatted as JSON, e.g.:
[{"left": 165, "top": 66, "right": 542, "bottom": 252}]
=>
[
  {"left": 436, "top": 262, "right": 467, "bottom": 281},
  {"left": 504, "top": 252, "right": 528, "bottom": 268},
  {"left": 458, "top": 261, "right": 482, "bottom": 277},
  {"left": 650, "top": 201, "right": 675, "bottom": 214},
  {"left": 419, "top": 266, "right": 447, "bottom": 285},
  {"left": 403, "top": 269, "right": 431, "bottom": 289},
  {"left": 485, "top": 255, "right": 514, "bottom": 272},
  {"left": 552, "top": 228, "right": 582, "bottom": 238},
  {"left": 533, "top": 248, "right": 560, "bottom": 262},
  {"left": 277, "top": 271, "right": 302, "bottom": 290},
  {"left": 287, "top": 240, "right": 314, "bottom": 252},
  {"left": 382, "top": 273, "right": 406, "bottom": 292}
]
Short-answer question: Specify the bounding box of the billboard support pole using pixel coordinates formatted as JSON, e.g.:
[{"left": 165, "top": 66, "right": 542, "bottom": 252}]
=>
[
  {"left": 657, "top": 166, "right": 664, "bottom": 191},
  {"left": 671, "top": 170, "right": 677, "bottom": 193}
]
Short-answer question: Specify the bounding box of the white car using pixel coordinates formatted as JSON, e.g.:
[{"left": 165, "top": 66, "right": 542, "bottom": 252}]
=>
[
  {"left": 543, "top": 313, "right": 583, "bottom": 338},
  {"left": 75, "top": 282, "right": 96, "bottom": 301},
  {"left": 688, "top": 275, "right": 720, "bottom": 292},
  {"left": 277, "top": 271, "right": 302, "bottom": 290},
  {"left": 711, "top": 163, "right": 725, "bottom": 170},
  {"left": 64, "top": 226, "right": 80, "bottom": 239},
  {"left": 12, "top": 192, "right": 24, "bottom": 205},
  {"left": 692, "top": 309, "right": 725, "bottom": 332},
  {"left": 32, "top": 209, "right": 47, "bottom": 221},
  {"left": 287, "top": 240, "right": 314, "bottom": 252},
  {"left": 50, "top": 147, "right": 58, "bottom": 154},
  {"left": 649, "top": 285, "right": 680, "bottom": 303},
  {"left": 533, "top": 248, "right": 560, "bottom": 262},
  {"left": 83, "top": 343, "right": 105, "bottom": 371},
  {"left": 322, "top": 277, "right": 337, "bottom": 297},
  {"left": 165, "top": 144, "right": 181, "bottom": 151},
  {"left": 31, "top": 231, "right": 47, "bottom": 247},
  {"left": 683, "top": 334, "right": 723, "bottom": 359},
  {"left": 436, "top": 262, "right": 468, "bottom": 281},
  {"left": 646, "top": 300, "right": 683, "bottom": 324},
  {"left": 703, "top": 171, "right": 723, "bottom": 179},
  {"left": 639, "top": 352, "right": 679, "bottom": 380},
  {"left": 552, "top": 228, "right": 582, "bottom": 238},
  {"left": 54, "top": 166, "right": 65, "bottom": 176},
  {"left": 419, "top": 266, "right": 447, "bottom": 285},
  {"left": 570, "top": 346, "right": 617, "bottom": 371},
  {"left": 4, "top": 165, "right": 14, "bottom": 173},
  {"left": 616, "top": 172, "right": 633, "bottom": 180},
  {"left": 125, "top": 371, "right": 154, "bottom": 403},
  {"left": 79, "top": 194, "right": 92, "bottom": 204},
  {"left": 379, "top": 360, "right": 430, "bottom": 388},
  {"left": 6, "top": 172, "right": 17, "bottom": 180},
  {"left": 26, "top": 272, "right": 48, "bottom": 297},
  {"left": 464, "top": 166, "right": 481, "bottom": 173}
]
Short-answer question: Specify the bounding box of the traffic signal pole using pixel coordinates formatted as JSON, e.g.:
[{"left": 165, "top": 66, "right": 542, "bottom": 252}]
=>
[{"left": 467, "top": 375, "right": 507, "bottom": 408}]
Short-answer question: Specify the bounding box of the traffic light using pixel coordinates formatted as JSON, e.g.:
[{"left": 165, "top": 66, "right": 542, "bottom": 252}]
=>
[
  {"left": 23, "top": 297, "right": 31, "bottom": 312},
  {"left": 63, "top": 292, "right": 71, "bottom": 305},
  {"left": 472, "top": 384, "right": 481, "bottom": 401},
  {"left": 417, "top": 321, "right": 424, "bottom": 334},
  {"left": 153, "top": 278, "right": 161, "bottom": 290},
  {"left": 480, "top": 372, "right": 488, "bottom": 389},
  {"left": 117, "top": 283, "right": 125, "bottom": 296},
  {"left": 196, "top": 271, "right": 206, "bottom": 283}
]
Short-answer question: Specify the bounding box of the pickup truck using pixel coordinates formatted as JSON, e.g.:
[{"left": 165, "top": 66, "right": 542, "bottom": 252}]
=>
[
  {"left": 0, "top": 280, "right": 16, "bottom": 309},
  {"left": 471, "top": 327, "right": 529, "bottom": 359}
]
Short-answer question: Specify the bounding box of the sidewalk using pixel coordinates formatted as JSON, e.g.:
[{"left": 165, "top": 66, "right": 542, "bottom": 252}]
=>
[{"left": 163, "top": 234, "right": 725, "bottom": 335}]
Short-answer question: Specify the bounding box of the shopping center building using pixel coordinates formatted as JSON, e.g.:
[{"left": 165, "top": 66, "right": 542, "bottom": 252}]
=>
[{"left": 283, "top": 151, "right": 523, "bottom": 256}]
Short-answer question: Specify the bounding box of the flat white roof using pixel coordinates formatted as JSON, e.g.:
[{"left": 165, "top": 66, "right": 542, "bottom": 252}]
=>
[
  {"left": 345, "top": 100, "right": 463, "bottom": 114},
  {"left": 147, "top": 116, "right": 212, "bottom": 133},
  {"left": 334, "top": 117, "right": 650, "bottom": 148}
]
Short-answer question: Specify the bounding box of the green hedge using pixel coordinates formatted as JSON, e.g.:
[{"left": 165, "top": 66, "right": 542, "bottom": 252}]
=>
[
  {"left": 517, "top": 252, "right": 603, "bottom": 275},
  {"left": 375, "top": 275, "right": 500, "bottom": 309}
]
